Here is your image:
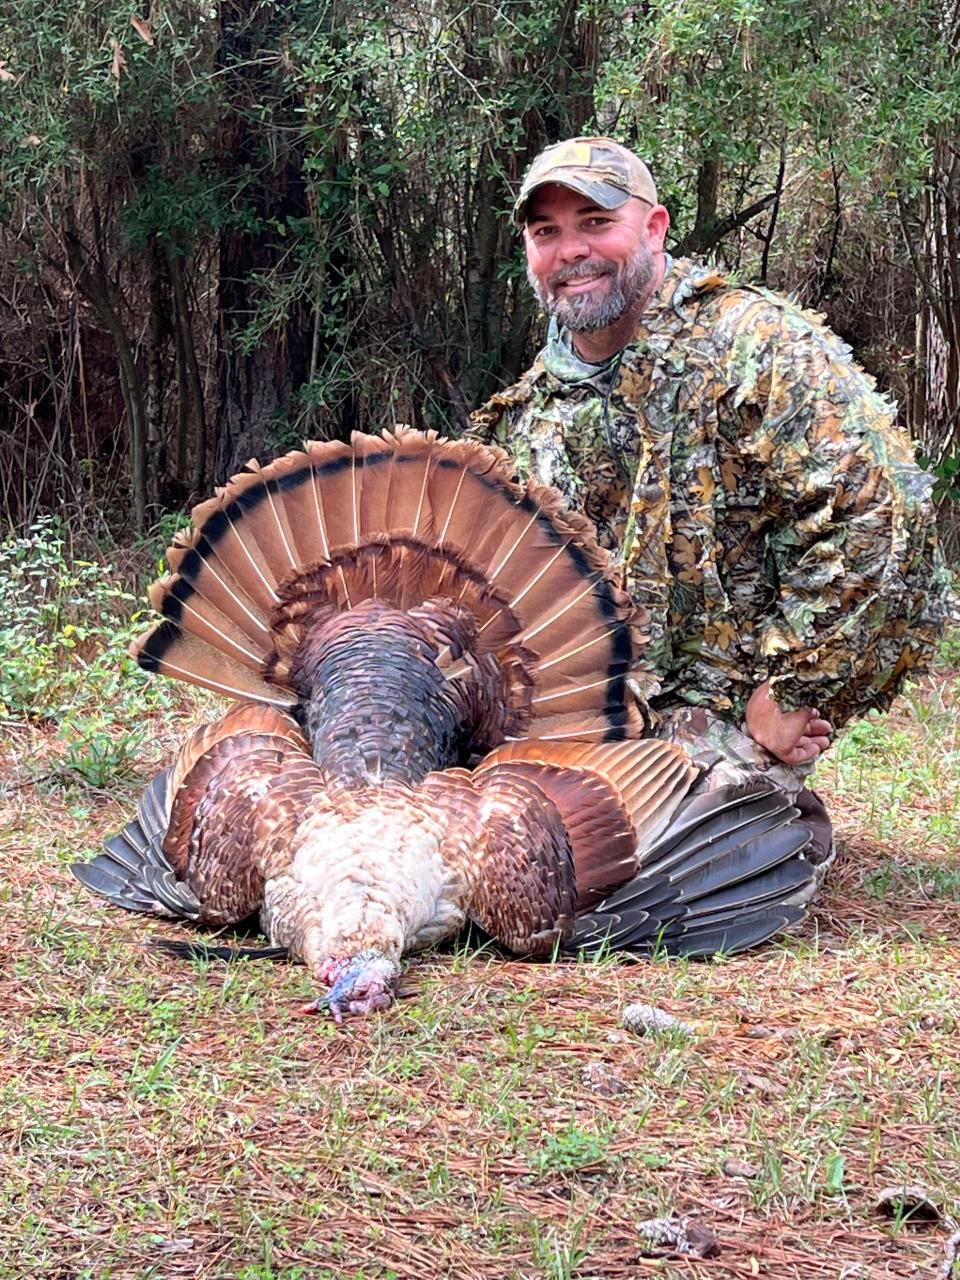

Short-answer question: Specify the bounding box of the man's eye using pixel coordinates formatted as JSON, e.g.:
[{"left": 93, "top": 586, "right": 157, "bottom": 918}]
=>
[{"left": 585, "top": 217, "right": 611, "bottom": 228}]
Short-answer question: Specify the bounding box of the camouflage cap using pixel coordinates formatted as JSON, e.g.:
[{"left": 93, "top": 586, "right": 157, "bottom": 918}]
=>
[{"left": 514, "top": 136, "right": 658, "bottom": 225}]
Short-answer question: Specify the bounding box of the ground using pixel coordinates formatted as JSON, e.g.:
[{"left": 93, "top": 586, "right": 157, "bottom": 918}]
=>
[{"left": 1, "top": 664, "right": 959, "bottom": 1280}]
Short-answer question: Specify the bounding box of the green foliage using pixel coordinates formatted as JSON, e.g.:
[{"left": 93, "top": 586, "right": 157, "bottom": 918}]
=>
[
  {"left": 532, "top": 1125, "right": 614, "bottom": 1174},
  {"left": 824, "top": 1151, "right": 847, "bottom": 1197},
  {"left": 0, "top": 0, "right": 957, "bottom": 530},
  {"left": 131, "top": 509, "right": 194, "bottom": 578},
  {"left": 0, "top": 516, "right": 172, "bottom": 782},
  {"left": 923, "top": 453, "right": 960, "bottom": 505},
  {"left": 935, "top": 627, "right": 960, "bottom": 668}
]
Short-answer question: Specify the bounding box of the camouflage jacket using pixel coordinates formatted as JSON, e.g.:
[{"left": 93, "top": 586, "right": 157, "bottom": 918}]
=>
[{"left": 471, "top": 257, "right": 954, "bottom": 730}]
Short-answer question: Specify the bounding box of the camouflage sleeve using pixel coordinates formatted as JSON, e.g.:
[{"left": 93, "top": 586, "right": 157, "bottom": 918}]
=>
[
  {"left": 466, "top": 400, "right": 509, "bottom": 446},
  {"left": 722, "top": 306, "right": 953, "bottom": 727},
  {"left": 468, "top": 372, "right": 539, "bottom": 448}
]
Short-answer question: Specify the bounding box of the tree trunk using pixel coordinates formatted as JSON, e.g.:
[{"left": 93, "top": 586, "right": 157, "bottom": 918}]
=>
[
  {"left": 679, "top": 152, "right": 720, "bottom": 257},
  {"left": 216, "top": 312, "right": 301, "bottom": 481},
  {"left": 213, "top": 4, "right": 311, "bottom": 482},
  {"left": 64, "top": 220, "right": 149, "bottom": 531},
  {"left": 144, "top": 236, "right": 165, "bottom": 514},
  {"left": 169, "top": 250, "right": 208, "bottom": 492}
]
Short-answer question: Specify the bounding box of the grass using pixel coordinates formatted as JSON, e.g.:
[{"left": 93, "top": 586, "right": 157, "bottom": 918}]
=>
[{"left": 2, "top": 661, "right": 960, "bottom": 1278}]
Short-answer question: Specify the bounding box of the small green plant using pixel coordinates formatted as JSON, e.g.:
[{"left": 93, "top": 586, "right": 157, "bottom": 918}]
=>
[
  {"left": 824, "top": 1152, "right": 847, "bottom": 1197},
  {"left": 935, "top": 627, "right": 960, "bottom": 670},
  {"left": 128, "top": 1036, "right": 183, "bottom": 1100},
  {"left": 532, "top": 1125, "right": 613, "bottom": 1175},
  {"left": 531, "top": 1210, "right": 593, "bottom": 1280},
  {"left": 131, "top": 510, "right": 194, "bottom": 577}
]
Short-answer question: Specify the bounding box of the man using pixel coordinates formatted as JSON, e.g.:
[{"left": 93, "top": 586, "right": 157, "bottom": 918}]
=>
[{"left": 471, "top": 136, "right": 954, "bottom": 868}]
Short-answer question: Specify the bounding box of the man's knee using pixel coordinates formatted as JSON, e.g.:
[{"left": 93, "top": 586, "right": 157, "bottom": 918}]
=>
[{"left": 654, "top": 703, "right": 835, "bottom": 874}]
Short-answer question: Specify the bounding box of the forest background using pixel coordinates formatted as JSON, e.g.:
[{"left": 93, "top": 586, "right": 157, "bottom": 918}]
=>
[{"left": 1, "top": 0, "right": 959, "bottom": 549}]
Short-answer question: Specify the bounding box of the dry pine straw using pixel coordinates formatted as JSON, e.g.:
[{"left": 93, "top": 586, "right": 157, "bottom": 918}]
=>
[{"left": 0, "top": 678, "right": 958, "bottom": 1280}]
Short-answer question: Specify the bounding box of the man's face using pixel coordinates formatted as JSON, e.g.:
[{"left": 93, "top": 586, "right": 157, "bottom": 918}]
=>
[{"left": 523, "top": 184, "right": 668, "bottom": 334}]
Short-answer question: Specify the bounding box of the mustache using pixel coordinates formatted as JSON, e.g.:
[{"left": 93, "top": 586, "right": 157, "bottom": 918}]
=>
[{"left": 548, "top": 260, "right": 616, "bottom": 289}]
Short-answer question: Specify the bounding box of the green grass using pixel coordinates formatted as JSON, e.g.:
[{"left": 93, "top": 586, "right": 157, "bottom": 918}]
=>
[{"left": 2, "top": 661, "right": 960, "bottom": 1278}]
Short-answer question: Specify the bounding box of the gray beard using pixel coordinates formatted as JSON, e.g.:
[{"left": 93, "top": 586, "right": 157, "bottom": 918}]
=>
[{"left": 529, "top": 247, "right": 657, "bottom": 333}]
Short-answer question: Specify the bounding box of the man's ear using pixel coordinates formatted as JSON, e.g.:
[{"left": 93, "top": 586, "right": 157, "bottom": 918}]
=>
[{"left": 645, "top": 204, "right": 670, "bottom": 253}]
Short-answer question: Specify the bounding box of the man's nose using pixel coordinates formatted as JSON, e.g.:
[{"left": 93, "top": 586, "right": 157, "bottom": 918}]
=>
[{"left": 555, "top": 227, "right": 591, "bottom": 263}]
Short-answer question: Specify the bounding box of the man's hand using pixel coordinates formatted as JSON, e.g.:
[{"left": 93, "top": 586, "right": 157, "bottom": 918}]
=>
[{"left": 745, "top": 681, "right": 833, "bottom": 766}]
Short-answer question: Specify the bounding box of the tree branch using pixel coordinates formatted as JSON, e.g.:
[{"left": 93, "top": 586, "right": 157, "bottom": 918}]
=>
[
  {"left": 761, "top": 136, "right": 788, "bottom": 284},
  {"left": 815, "top": 140, "right": 843, "bottom": 306},
  {"left": 895, "top": 184, "right": 950, "bottom": 336},
  {"left": 672, "top": 190, "right": 779, "bottom": 257}
]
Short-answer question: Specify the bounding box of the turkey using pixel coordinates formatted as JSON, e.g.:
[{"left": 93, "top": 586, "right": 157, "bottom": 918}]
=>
[{"left": 72, "top": 428, "right": 816, "bottom": 1018}]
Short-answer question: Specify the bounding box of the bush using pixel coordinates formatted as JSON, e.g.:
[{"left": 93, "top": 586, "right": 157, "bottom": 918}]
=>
[{"left": 0, "top": 516, "right": 175, "bottom": 784}]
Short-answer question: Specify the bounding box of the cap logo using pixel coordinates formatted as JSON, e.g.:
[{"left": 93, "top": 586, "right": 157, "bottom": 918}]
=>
[{"left": 549, "top": 141, "right": 593, "bottom": 168}]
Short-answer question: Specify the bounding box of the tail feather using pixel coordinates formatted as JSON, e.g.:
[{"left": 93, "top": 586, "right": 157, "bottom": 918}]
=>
[
  {"left": 71, "top": 768, "right": 202, "bottom": 920},
  {"left": 165, "top": 538, "right": 274, "bottom": 645},
  {"left": 182, "top": 496, "right": 283, "bottom": 612},
  {"left": 146, "top": 576, "right": 270, "bottom": 670},
  {"left": 134, "top": 626, "right": 298, "bottom": 707},
  {"left": 268, "top": 440, "right": 352, "bottom": 564}
]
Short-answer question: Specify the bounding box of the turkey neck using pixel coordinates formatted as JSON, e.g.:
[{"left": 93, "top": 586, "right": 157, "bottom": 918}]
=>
[{"left": 291, "top": 599, "right": 464, "bottom": 787}]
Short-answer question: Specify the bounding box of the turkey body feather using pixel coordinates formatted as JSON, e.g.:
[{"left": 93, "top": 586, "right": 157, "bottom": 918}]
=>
[{"left": 72, "top": 429, "right": 817, "bottom": 1019}]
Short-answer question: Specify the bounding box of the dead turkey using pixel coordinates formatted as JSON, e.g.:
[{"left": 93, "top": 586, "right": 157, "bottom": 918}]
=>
[{"left": 72, "top": 429, "right": 815, "bottom": 1018}]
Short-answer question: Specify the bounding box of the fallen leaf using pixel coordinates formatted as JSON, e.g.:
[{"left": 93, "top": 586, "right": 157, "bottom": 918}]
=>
[
  {"left": 110, "top": 37, "right": 126, "bottom": 88},
  {"left": 581, "top": 1061, "right": 626, "bottom": 1096},
  {"left": 130, "top": 16, "right": 154, "bottom": 45},
  {"left": 743, "top": 1072, "right": 787, "bottom": 1098},
  {"left": 636, "top": 1216, "right": 720, "bottom": 1259},
  {"left": 155, "top": 1238, "right": 194, "bottom": 1255}
]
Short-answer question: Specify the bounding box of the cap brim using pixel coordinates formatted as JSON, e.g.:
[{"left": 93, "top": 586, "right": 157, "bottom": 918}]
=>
[{"left": 513, "top": 175, "right": 631, "bottom": 225}]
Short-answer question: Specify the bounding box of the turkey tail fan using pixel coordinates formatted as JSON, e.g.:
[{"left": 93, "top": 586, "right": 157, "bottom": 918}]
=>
[
  {"left": 131, "top": 428, "right": 642, "bottom": 741},
  {"left": 565, "top": 781, "right": 816, "bottom": 958},
  {"left": 70, "top": 767, "right": 202, "bottom": 920}
]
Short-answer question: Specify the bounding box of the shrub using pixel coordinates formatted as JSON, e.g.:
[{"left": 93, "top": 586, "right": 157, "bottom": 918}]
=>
[{"left": 0, "top": 516, "right": 176, "bottom": 783}]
